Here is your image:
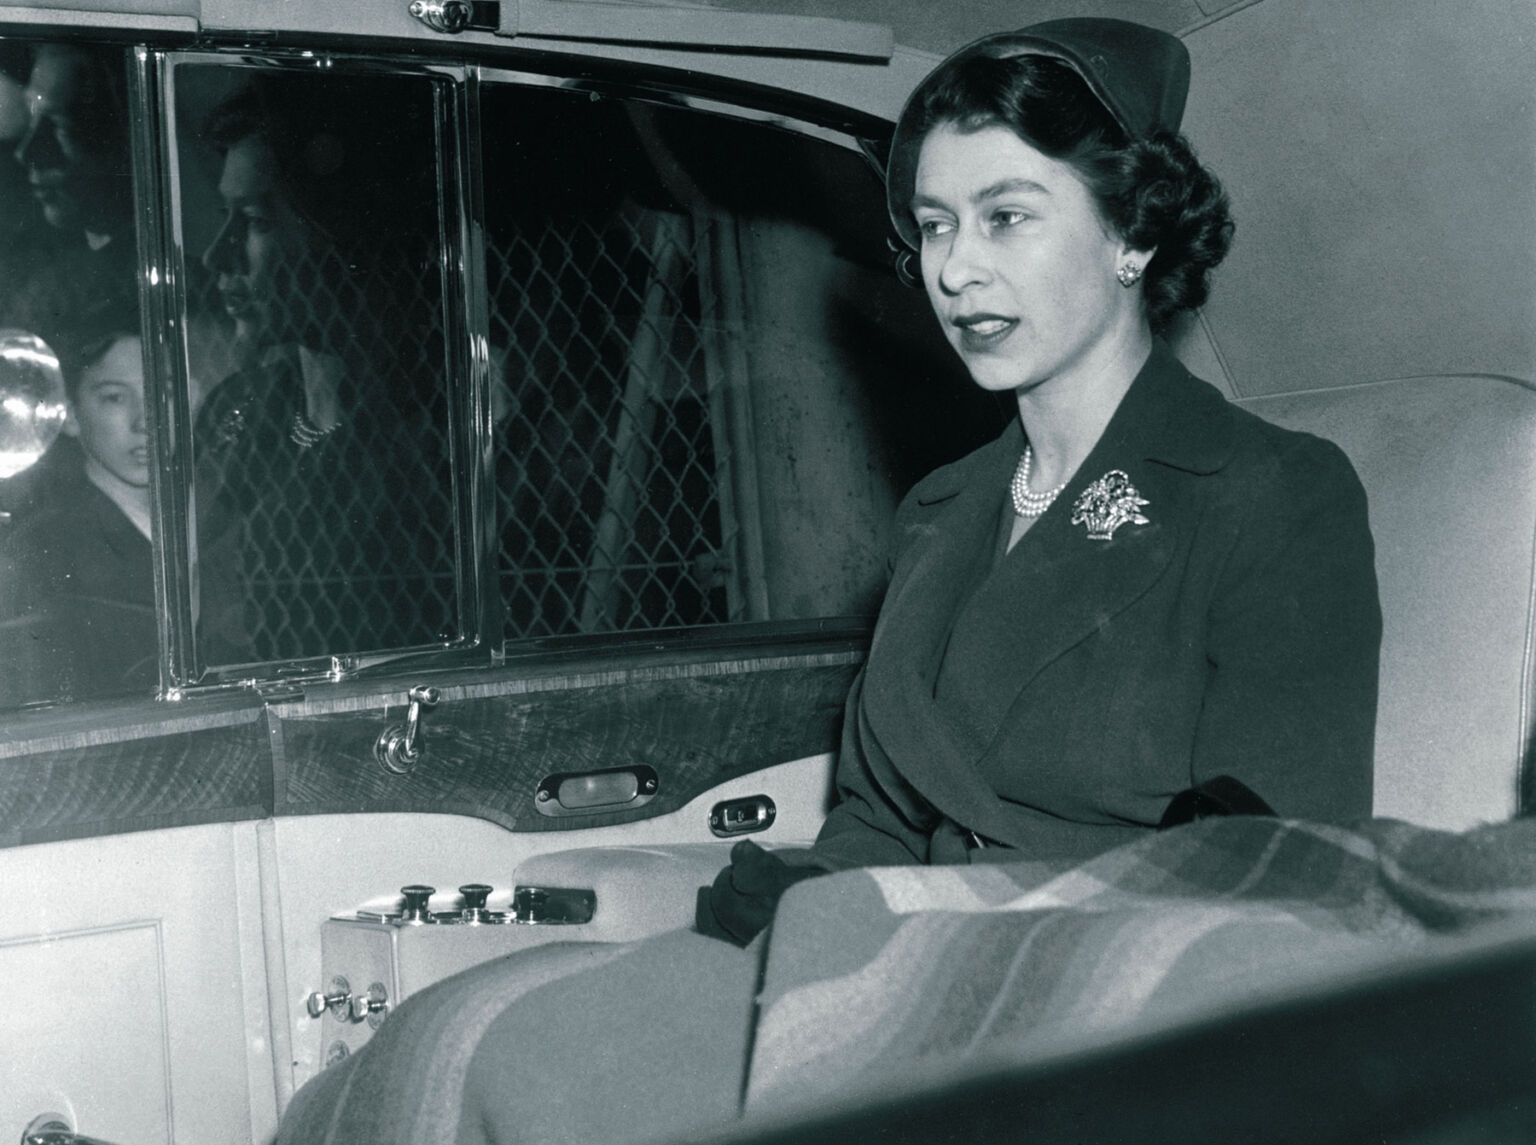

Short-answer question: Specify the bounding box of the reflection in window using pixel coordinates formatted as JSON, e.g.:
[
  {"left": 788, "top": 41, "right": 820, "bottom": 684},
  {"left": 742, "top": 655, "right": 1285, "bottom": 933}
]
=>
[
  {"left": 173, "top": 63, "right": 460, "bottom": 669},
  {"left": 0, "top": 39, "right": 149, "bottom": 707},
  {"left": 482, "top": 86, "right": 991, "bottom": 642}
]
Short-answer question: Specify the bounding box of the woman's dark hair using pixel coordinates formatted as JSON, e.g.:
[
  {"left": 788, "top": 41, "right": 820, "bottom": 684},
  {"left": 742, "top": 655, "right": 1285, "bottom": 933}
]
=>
[
  {"left": 905, "top": 54, "right": 1234, "bottom": 333},
  {"left": 202, "top": 75, "right": 435, "bottom": 282},
  {"left": 200, "top": 74, "right": 441, "bottom": 400}
]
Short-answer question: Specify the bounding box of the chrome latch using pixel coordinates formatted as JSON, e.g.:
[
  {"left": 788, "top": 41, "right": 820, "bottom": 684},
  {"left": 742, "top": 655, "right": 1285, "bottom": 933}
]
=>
[
  {"left": 375, "top": 685, "right": 440, "bottom": 775},
  {"left": 512, "top": 885, "right": 597, "bottom": 925},
  {"left": 710, "top": 794, "right": 777, "bottom": 837},
  {"left": 408, "top": 0, "right": 473, "bottom": 33}
]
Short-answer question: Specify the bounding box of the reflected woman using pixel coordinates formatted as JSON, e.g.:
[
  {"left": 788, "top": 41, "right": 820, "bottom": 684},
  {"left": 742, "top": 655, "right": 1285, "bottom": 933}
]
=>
[{"left": 192, "top": 74, "right": 451, "bottom": 666}]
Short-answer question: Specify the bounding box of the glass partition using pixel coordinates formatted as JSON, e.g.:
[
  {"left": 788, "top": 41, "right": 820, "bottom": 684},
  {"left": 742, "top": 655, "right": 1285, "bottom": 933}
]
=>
[{"left": 167, "top": 58, "right": 464, "bottom": 674}]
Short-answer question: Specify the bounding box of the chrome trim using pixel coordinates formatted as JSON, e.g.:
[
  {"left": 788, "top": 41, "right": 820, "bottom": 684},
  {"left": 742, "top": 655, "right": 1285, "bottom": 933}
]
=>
[
  {"left": 511, "top": 885, "right": 596, "bottom": 925},
  {"left": 156, "top": 50, "right": 478, "bottom": 692},
  {"left": 409, "top": 0, "right": 474, "bottom": 35},
  {"left": 477, "top": 65, "right": 869, "bottom": 154},
  {"left": 501, "top": 0, "right": 892, "bottom": 62}
]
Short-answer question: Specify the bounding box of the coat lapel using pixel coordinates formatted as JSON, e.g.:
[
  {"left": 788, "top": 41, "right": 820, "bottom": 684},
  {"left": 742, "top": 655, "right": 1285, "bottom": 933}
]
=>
[{"left": 860, "top": 344, "right": 1237, "bottom": 842}]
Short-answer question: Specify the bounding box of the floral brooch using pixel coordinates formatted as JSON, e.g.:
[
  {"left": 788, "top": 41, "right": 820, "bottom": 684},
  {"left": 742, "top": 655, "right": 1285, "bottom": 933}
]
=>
[{"left": 1070, "top": 470, "right": 1150, "bottom": 541}]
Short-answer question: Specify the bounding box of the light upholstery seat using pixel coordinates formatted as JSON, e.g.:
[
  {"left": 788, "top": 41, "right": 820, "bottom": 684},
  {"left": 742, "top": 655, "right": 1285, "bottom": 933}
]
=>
[{"left": 1237, "top": 375, "right": 1536, "bottom": 829}]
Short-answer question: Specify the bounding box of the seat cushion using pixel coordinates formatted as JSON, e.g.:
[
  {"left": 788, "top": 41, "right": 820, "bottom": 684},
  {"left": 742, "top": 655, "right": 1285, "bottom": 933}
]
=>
[{"left": 1237, "top": 375, "right": 1536, "bottom": 828}]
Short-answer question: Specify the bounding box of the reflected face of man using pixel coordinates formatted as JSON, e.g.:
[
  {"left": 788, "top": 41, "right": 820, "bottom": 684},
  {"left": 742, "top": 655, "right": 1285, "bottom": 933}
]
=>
[
  {"left": 202, "top": 135, "right": 311, "bottom": 353},
  {"left": 15, "top": 45, "right": 129, "bottom": 238},
  {"left": 69, "top": 334, "right": 149, "bottom": 489}
]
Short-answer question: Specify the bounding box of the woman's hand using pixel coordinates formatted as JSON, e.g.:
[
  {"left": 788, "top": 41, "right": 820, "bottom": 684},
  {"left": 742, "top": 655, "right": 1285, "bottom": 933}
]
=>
[{"left": 694, "top": 840, "right": 823, "bottom": 947}]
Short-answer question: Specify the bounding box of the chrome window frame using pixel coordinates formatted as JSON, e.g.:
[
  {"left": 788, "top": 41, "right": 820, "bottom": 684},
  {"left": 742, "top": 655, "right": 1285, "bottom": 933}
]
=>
[{"left": 149, "top": 47, "right": 485, "bottom": 694}]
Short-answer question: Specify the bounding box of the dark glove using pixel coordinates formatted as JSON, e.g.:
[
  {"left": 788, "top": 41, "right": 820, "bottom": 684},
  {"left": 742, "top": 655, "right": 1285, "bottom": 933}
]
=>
[
  {"left": 694, "top": 840, "right": 824, "bottom": 947},
  {"left": 1159, "top": 774, "right": 1276, "bottom": 829}
]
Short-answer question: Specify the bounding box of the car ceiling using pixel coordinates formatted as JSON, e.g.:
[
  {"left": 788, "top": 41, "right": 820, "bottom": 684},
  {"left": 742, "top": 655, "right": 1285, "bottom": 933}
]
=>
[
  {"left": 702, "top": 0, "right": 1201, "bottom": 56},
  {"left": 704, "top": 0, "right": 1535, "bottom": 401}
]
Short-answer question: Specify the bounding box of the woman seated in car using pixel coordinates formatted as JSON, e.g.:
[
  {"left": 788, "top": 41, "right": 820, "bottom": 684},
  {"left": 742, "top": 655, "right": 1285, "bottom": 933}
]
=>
[{"left": 697, "top": 16, "right": 1380, "bottom": 943}]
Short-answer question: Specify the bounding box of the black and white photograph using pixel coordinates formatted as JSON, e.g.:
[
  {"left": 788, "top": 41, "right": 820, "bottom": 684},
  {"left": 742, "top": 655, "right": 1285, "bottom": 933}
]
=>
[{"left": 0, "top": 1, "right": 1530, "bottom": 1142}]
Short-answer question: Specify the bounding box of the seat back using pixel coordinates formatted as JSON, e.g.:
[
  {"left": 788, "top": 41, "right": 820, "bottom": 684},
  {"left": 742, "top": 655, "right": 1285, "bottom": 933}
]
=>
[{"left": 1237, "top": 375, "right": 1536, "bottom": 829}]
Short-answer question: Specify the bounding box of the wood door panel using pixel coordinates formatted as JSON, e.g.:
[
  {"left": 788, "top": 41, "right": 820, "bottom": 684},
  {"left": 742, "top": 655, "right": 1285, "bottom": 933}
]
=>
[
  {"left": 0, "top": 707, "right": 270, "bottom": 848},
  {"left": 274, "top": 651, "right": 862, "bottom": 832}
]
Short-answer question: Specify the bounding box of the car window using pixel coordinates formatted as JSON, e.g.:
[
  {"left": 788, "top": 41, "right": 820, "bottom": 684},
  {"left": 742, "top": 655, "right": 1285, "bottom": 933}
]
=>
[
  {"left": 168, "top": 59, "right": 464, "bottom": 674},
  {"left": 482, "top": 79, "right": 986, "bottom": 642},
  {"left": 0, "top": 44, "right": 997, "bottom": 710}
]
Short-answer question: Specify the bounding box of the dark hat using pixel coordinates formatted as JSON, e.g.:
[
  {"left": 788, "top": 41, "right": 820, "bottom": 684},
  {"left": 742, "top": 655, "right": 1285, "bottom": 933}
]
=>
[{"left": 886, "top": 18, "right": 1191, "bottom": 249}]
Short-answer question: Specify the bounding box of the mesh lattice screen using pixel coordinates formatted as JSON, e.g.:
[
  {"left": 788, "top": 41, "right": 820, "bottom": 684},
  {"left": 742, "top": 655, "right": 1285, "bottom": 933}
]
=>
[
  {"left": 491, "top": 206, "right": 744, "bottom": 640},
  {"left": 192, "top": 202, "right": 745, "bottom": 662},
  {"left": 191, "top": 242, "right": 459, "bottom": 666}
]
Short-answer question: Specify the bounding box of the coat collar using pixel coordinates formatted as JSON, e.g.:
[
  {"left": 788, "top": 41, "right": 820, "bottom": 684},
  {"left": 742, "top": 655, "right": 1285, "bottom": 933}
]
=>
[
  {"left": 858, "top": 344, "right": 1237, "bottom": 846},
  {"left": 1105, "top": 340, "right": 1234, "bottom": 475},
  {"left": 911, "top": 341, "right": 1235, "bottom": 507}
]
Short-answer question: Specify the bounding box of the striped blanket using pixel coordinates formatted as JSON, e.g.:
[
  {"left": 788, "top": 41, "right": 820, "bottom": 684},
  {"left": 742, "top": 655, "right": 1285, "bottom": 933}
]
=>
[
  {"left": 746, "top": 815, "right": 1536, "bottom": 1113},
  {"left": 278, "top": 815, "right": 1536, "bottom": 1145}
]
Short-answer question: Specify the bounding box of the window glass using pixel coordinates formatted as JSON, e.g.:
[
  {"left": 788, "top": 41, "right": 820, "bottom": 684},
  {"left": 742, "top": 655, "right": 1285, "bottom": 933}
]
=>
[
  {"left": 170, "top": 61, "right": 462, "bottom": 672},
  {"left": 482, "top": 83, "right": 991, "bottom": 643},
  {"left": 0, "top": 39, "right": 150, "bottom": 706}
]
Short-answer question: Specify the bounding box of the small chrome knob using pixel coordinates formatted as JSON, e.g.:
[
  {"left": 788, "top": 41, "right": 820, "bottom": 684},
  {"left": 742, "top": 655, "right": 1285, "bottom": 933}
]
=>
[
  {"left": 458, "top": 882, "right": 494, "bottom": 923},
  {"left": 375, "top": 685, "right": 440, "bottom": 775},
  {"left": 306, "top": 976, "right": 352, "bottom": 1019},
  {"left": 400, "top": 884, "right": 435, "bottom": 924},
  {"left": 348, "top": 983, "right": 390, "bottom": 1024}
]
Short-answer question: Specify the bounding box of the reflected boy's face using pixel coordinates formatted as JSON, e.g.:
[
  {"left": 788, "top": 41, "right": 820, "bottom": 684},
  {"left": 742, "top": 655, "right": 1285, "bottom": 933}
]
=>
[
  {"left": 68, "top": 334, "right": 149, "bottom": 488},
  {"left": 202, "top": 135, "right": 311, "bottom": 353}
]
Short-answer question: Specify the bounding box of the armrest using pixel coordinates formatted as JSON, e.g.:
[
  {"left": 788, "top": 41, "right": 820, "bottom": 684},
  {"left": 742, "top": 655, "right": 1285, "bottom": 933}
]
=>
[{"left": 511, "top": 843, "right": 739, "bottom": 942}]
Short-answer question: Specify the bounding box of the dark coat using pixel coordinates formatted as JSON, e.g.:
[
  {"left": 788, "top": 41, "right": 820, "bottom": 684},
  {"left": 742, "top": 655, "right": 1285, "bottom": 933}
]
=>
[
  {"left": 813, "top": 343, "right": 1382, "bottom": 869},
  {"left": 0, "top": 475, "right": 156, "bottom": 702}
]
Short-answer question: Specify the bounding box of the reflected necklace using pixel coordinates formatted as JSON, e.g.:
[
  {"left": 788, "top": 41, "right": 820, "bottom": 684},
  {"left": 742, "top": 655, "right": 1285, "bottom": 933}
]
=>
[{"left": 1010, "top": 446, "right": 1068, "bottom": 518}]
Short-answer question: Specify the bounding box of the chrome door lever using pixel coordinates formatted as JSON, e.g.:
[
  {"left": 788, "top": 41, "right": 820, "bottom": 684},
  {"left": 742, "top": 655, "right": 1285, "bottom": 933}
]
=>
[{"left": 375, "top": 685, "right": 441, "bottom": 774}]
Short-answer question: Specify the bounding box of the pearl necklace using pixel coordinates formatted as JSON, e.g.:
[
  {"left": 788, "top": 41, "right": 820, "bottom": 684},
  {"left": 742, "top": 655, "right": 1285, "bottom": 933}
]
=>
[{"left": 1010, "top": 445, "right": 1068, "bottom": 517}]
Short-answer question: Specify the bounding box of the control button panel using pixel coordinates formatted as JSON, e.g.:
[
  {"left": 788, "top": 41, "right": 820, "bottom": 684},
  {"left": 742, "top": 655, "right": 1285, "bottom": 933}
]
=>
[{"left": 311, "top": 880, "right": 603, "bottom": 1063}]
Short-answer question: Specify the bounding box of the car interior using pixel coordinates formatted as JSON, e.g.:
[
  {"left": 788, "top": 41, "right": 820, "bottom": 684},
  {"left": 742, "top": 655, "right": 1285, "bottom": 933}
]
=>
[{"left": 0, "top": 0, "right": 1530, "bottom": 1142}]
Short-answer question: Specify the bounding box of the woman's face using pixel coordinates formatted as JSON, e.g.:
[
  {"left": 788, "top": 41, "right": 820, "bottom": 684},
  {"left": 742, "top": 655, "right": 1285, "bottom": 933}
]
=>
[
  {"left": 68, "top": 334, "right": 148, "bottom": 488},
  {"left": 912, "top": 122, "right": 1146, "bottom": 397},
  {"left": 202, "top": 134, "right": 312, "bottom": 354}
]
